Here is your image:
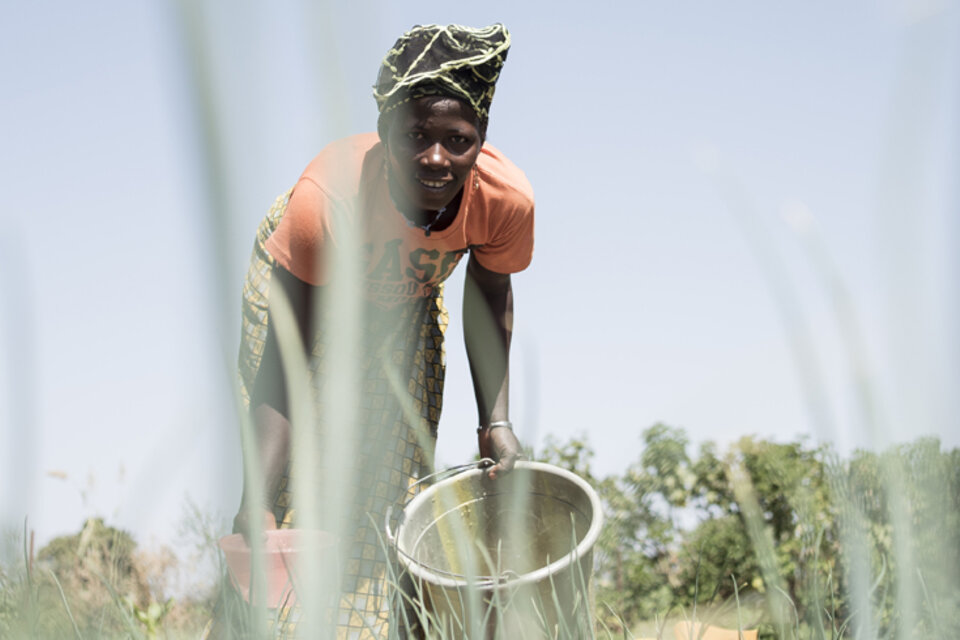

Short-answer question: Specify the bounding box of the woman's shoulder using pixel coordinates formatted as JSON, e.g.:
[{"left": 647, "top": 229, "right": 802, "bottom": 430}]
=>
[
  {"left": 298, "top": 133, "right": 384, "bottom": 197},
  {"left": 475, "top": 143, "right": 534, "bottom": 210}
]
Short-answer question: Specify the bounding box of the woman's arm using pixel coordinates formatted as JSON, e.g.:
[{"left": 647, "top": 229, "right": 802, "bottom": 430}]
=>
[
  {"left": 463, "top": 253, "right": 523, "bottom": 479},
  {"left": 233, "top": 266, "right": 313, "bottom": 538}
]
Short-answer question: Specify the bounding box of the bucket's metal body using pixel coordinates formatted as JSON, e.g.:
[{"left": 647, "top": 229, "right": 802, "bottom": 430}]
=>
[{"left": 390, "top": 461, "right": 603, "bottom": 638}]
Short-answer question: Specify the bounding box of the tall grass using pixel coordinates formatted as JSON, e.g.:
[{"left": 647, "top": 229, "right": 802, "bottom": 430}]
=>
[
  {"left": 694, "top": 168, "right": 958, "bottom": 637},
  {"left": 1, "top": 2, "right": 957, "bottom": 639}
]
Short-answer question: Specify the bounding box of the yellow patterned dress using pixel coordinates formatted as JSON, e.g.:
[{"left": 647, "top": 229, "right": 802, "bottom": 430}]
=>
[{"left": 234, "top": 190, "right": 448, "bottom": 639}]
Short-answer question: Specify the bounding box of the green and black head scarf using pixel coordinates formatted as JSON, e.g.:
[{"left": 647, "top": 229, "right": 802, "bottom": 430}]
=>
[{"left": 374, "top": 24, "right": 511, "bottom": 137}]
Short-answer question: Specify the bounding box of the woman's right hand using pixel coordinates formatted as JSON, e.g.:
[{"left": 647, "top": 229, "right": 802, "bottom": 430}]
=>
[{"left": 232, "top": 506, "right": 278, "bottom": 544}]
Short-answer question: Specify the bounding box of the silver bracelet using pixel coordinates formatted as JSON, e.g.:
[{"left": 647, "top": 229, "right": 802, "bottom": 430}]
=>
[{"left": 477, "top": 420, "right": 513, "bottom": 434}]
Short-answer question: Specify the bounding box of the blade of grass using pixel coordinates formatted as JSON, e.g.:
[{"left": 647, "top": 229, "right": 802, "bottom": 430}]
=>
[{"left": 47, "top": 569, "right": 84, "bottom": 640}]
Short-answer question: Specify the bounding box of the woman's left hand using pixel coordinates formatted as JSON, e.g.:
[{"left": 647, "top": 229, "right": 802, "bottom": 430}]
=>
[{"left": 478, "top": 423, "right": 523, "bottom": 480}]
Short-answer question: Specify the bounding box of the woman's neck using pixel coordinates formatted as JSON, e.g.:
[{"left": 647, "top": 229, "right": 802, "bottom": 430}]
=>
[{"left": 389, "top": 181, "right": 463, "bottom": 236}]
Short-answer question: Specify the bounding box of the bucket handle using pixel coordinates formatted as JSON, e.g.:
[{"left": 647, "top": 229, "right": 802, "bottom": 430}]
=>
[{"left": 384, "top": 458, "right": 494, "bottom": 546}]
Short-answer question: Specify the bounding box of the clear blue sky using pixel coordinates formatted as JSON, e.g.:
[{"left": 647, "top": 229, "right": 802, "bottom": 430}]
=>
[{"left": 1, "top": 1, "right": 958, "bottom": 552}]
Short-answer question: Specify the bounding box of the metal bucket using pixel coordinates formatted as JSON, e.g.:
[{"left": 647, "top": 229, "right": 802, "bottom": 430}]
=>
[{"left": 386, "top": 461, "right": 603, "bottom": 638}]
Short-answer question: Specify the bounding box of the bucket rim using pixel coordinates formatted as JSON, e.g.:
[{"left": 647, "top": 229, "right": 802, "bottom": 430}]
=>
[{"left": 394, "top": 460, "right": 604, "bottom": 591}]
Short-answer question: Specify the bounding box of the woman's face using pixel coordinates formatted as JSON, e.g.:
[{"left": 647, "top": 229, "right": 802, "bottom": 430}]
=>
[{"left": 384, "top": 96, "right": 483, "bottom": 213}]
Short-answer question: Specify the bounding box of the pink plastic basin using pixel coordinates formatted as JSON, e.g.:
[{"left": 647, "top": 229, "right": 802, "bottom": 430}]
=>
[{"left": 218, "top": 529, "right": 336, "bottom": 608}]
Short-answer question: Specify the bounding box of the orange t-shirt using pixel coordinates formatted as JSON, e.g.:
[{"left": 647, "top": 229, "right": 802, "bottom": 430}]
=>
[{"left": 264, "top": 133, "right": 535, "bottom": 308}]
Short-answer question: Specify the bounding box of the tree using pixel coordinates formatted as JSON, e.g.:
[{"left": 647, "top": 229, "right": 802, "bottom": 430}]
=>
[
  {"left": 0, "top": 517, "right": 182, "bottom": 638},
  {"left": 538, "top": 428, "right": 960, "bottom": 637}
]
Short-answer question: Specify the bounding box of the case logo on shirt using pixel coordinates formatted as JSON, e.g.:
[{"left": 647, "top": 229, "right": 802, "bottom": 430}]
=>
[{"left": 363, "top": 239, "right": 470, "bottom": 306}]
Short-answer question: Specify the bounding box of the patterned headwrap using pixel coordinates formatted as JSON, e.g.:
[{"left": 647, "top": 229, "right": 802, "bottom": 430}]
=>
[{"left": 374, "top": 24, "right": 511, "bottom": 136}]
